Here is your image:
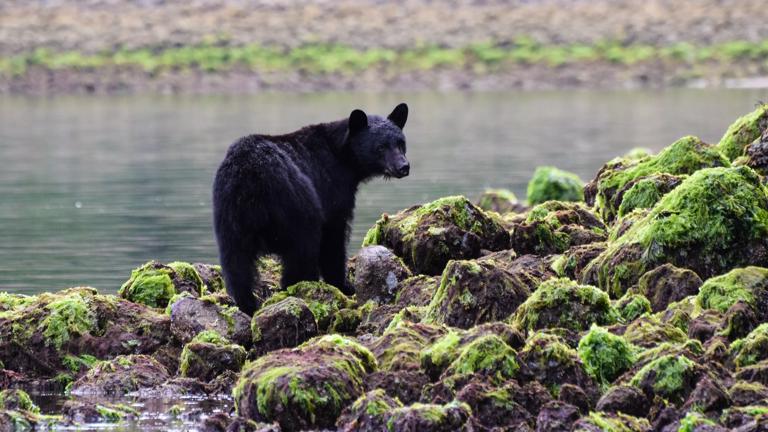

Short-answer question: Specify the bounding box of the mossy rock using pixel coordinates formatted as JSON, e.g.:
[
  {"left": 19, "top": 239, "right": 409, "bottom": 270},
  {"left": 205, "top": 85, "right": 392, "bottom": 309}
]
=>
[
  {"left": 552, "top": 242, "right": 608, "bottom": 281},
  {"left": 728, "top": 381, "right": 768, "bottom": 407},
  {"left": 362, "top": 196, "right": 510, "bottom": 275},
  {"left": 119, "top": 260, "right": 207, "bottom": 308},
  {"left": 423, "top": 259, "right": 535, "bottom": 329},
  {"left": 718, "top": 104, "right": 768, "bottom": 161},
  {"left": 233, "top": 334, "right": 375, "bottom": 430},
  {"left": 455, "top": 381, "right": 534, "bottom": 430},
  {"left": 510, "top": 278, "right": 619, "bottom": 333},
  {"left": 439, "top": 334, "right": 519, "bottom": 384},
  {"left": 335, "top": 389, "right": 403, "bottom": 431},
  {"left": 526, "top": 166, "right": 585, "bottom": 205},
  {"left": 262, "top": 281, "right": 353, "bottom": 331},
  {"left": 729, "top": 323, "right": 768, "bottom": 368},
  {"left": 741, "top": 132, "right": 768, "bottom": 177},
  {"left": 70, "top": 354, "right": 170, "bottom": 396},
  {"left": 621, "top": 316, "right": 689, "bottom": 348},
  {"left": 0, "top": 287, "right": 172, "bottom": 381},
  {"left": 616, "top": 173, "right": 686, "bottom": 218},
  {"left": 169, "top": 295, "right": 252, "bottom": 347},
  {"left": 383, "top": 401, "right": 472, "bottom": 431},
  {"left": 634, "top": 264, "right": 703, "bottom": 313},
  {"left": 629, "top": 354, "right": 701, "bottom": 404},
  {"left": 61, "top": 400, "right": 139, "bottom": 424},
  {"left": 577, "top": 326, "right": 637, "bottom": 386},
  {"left": 614, "top": 293, "right": 651, "bottom": 322},
  {"left": 510, "top": 201, "right": 607, "bottom": 255},
  {"left": 369, "top": 320, "right": 446, "bottom": 372},
  {"left": 697, "top": 267, "right": 768, "bottom": 319},
  {"left": 517, "top": 333, "right": 598, "bottom": 401},
  {"left": 571, "top": 411, "right": 651, "bottom": 432},
  {"left": 476, "top": 188, "right": 527, "bottom": 214},
  {"left": 585, "top": 135, "right": 729, "bottom": 222},
  {"left": 394, "top": 275, "right": 439, "bottom": 309},
  {"left": 179, "top": 330, "right": 246, "bottom": 382},
  {"left": 251, "top": 297, "right": 318, "bottom": 355},
  {"left": 582, "top": 166, "right": 768, "bottom": 298},
  {"left": 0, "top": 390, "right": 39, "bottom": 414}
]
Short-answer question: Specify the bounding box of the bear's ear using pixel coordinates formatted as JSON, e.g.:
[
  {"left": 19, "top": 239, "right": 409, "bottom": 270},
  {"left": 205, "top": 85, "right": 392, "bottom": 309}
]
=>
[
  {"left": 348, "top": 109, "right": 368, "bottom": 134},
  {"left": 387, "top": 103, "right": 408, "bottom": 129}
]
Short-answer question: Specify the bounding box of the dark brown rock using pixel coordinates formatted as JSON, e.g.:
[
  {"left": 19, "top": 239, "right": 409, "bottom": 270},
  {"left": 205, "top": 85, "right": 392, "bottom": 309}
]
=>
[
  {"left": 251, "top": 297, "right": 318, "bottom": 356},
  {"left": 535, "top": 401, "right": 580, "bottom": 432},
  {"left": 352, "top": 246, "right": 412, "bottom": 303},
  {"left": 170, "top": 296, "right": 251, "bottom": 347},
  {"left": 635, "top": 264, "right": 703, "bottom": 312}
]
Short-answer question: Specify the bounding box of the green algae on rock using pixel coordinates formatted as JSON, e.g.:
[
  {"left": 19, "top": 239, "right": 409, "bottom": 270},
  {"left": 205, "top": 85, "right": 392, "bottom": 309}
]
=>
[
  {"left": 629, "top": 354, "right": 700, "bottom": 404},
  {"left": 526, "top": 166, "right": 585, "bottom": 205},
  {"left": 577, "top": 326, "right": 636, "bottom": 386},
  {"left": 518, "top": 333, "right": 599, "bottom": 400},
  {"left": 571, "top": 411, "right": 651, "bottom": 432},
  {"left": 697, "top": 266, "right": 768, "bottom": 318},
  {"left": 718, "top": 104, "right": 768, "bottom": 161},
  {"left": 362, "top": 195, "right": 509, "bottom": 275},
  {"left": 251, "top": 296, "right": 319, "bottom": 354},
  {"left": 615, "top": 173, "right": 685, "bottom": 218},
  {"left": 582, "top": 166, "right": 768, "bottom": 298},
  {"left": 440, "top": 334, "right": 519, "bottom": 383},
  {"left": 119, "top": 260, "right": 214, "bottom": 308},
  {"left": 510, "top": 201, "right": 607, "bottom": 255},
  {"left": 614, "top": 293, "right": 651, "bottom": 322},
  {"left": 233, "top": 334, "right": 375, "bottom": 430},
  {"left": 423, "top": 258, "right": 535, "bottom": 329},
  {"left": 179, "top": 330, "right": 246, "bottom": 381},
  {"left": 69, "top": 354, "right": 170, "bottom": 396},
  {"left": 585, "top": 135, "right": 729, "bottom": 222},
  {"left": 369, "top": 320, "right": 446, "bottom": 372},
  {"left": 729, "top": 323, "right": 768, "bottom": 368},
  {"left": 336, "top": 389, "right": 403, "bottom": 431},
  {"left": 510, "top": 278, "right": 618, "bottom": 332},
  {"left": 261, "top": 280, "right": 353, "bottom": 331},
  {"left": 476, "top": 188, "right": 527, "bottom": 214},
  {"left": 0, "top": 390, "right": 39, "bottom": 414}
]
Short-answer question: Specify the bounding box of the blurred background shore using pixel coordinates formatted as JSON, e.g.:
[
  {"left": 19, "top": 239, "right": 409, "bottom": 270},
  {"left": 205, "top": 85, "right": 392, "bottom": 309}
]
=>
[{"left": 3, "top": 0, "right": 768, "bottom": 94}]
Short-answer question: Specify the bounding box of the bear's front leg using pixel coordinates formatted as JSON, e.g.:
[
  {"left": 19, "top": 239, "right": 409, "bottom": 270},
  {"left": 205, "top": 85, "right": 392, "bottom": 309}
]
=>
[{"left": 320, "top": 220, "right": 354, "bottom": 295}]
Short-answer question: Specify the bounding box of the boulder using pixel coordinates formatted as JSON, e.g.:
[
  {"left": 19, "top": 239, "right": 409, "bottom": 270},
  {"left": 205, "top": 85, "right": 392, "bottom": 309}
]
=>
[
  {"left": 351, "top": 246, "right": 412, "bottom": 303},
  {"left": 510, "top": 201, "right": 606, "bottom": 255},
  {"left": 717, "top": 104, "right": 768, "bottom": 161},
  {"left": 179, "top": 330, "right": 246, "bottom": 381},
  {"left": 119, "top": 261, "right": 208, "bottom": 308},
  {"left": 69, "top": 354, "right": 169, "bottom": 396},
  {"left": 261, "top": 281, "right": 353, "bottom": 331},
  {"left": 526, "top": 166, "right": 585, "bottom": 205},
  {"left": 169, "top": 296, "right": 251, "bottom": 347},
  {"left": 251, "top": 297, "right": 318, "bottom": 355},
  {"left": 634, "top": 264, "right": 702, "bottom": 313},
  {"left": 476, "top": 188, "right": 528, "bottom": 214}
]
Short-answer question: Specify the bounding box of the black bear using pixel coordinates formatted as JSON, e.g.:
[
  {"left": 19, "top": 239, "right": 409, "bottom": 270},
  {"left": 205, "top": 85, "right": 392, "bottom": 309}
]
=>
[{"left": 213, "top": 103, "right": 410, "bottom": 315}]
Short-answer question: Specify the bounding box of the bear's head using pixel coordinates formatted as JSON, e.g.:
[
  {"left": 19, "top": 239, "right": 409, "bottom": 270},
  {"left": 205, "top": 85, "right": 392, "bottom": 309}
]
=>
[{"left": 345, "top": 103, "right": 410, "bottom": 179}]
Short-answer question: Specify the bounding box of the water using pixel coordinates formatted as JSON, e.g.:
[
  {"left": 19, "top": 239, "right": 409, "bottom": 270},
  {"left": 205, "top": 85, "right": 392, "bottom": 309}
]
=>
[{"left": 1, "top": 89, "right": 767, "bottom": 295}]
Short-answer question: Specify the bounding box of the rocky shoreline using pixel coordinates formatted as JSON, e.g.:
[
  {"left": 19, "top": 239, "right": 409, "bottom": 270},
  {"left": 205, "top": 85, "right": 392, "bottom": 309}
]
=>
[{"left": 2, "top": 105, "right": 768, "bottom": 430}]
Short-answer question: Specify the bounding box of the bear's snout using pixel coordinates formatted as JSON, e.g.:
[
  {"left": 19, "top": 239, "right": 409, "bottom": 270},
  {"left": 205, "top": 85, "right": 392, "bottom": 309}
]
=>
[{"left": 394, "top": 162, "right": 410, "bottom": 178}]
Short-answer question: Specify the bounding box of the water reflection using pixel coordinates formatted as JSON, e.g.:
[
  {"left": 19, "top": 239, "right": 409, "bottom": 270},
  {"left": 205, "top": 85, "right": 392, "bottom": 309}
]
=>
[{"left": 0, "top": 90, "right": 765, "bottom": 294}]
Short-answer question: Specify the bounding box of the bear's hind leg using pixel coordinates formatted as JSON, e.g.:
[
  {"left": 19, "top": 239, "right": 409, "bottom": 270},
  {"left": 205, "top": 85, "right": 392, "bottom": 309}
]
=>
[
  {"left": 320, "top": 220, "right": 354, "bottom": 295},
  {"left": 279, "top": 229, "right": 321, "bottom": 289},
  {"left": 220, "top": 248, "right": 260, "bottom": 316}
]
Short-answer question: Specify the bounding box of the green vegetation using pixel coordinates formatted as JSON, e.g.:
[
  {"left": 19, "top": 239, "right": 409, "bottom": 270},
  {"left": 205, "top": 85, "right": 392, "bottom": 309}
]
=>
[
  {"left": 5, "top": 38, "right": 768, "bottom": 77},
  {"left": 526, "top": 166, "right": 584, "bottom": 205},
  {"left": 629, "top": 354, "right": 697, "bottom": 402},
  {"left": 118, "top": 261, "right": 177, "bottom": 308},
  {"left": 717, "top": 104, "right": 768, "bottom": 161},
  {"left": 577, "top": 325, "right": 636, "bottom": 385},
  {"left": 697, "top": 266, "right": 768, "bottom": 313},
  {"left": 442, "top": 334, "right": 519, "bottom": 382},
  {"left": 729, "top": 323, "right": 768, "bottom": 367}
]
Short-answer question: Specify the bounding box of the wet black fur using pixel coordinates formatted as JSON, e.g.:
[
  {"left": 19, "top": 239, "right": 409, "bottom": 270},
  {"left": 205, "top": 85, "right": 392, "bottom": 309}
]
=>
[{"left": 213, "top": 104, "right": 409, "bottom": 315}]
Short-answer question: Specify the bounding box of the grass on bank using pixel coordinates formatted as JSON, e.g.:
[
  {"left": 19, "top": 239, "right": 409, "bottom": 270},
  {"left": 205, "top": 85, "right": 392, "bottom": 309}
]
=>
[{"left": 2, "top": 37, "right": 768, "bottom": 77}]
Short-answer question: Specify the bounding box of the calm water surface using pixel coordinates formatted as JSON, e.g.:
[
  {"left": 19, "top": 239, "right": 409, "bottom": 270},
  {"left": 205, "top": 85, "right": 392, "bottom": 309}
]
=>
[{"left": 1, "top": 89, "right": 767, "bottom": 295}]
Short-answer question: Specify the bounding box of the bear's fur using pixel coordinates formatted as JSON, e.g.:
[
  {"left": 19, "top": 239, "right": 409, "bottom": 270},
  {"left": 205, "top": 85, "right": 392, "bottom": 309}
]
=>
[{"left": 213, "top": 104, "right": 410, "bottom": 315}]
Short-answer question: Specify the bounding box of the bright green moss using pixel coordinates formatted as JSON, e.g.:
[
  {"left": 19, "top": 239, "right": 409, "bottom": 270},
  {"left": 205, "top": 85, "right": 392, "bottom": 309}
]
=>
[
  {"left": 442, "top": 334, "right": 519, "bottom": 382},
  {"left": 420, "top": 330, "right": 463, "bottom": 375},
  {"left": 40, "top": 292, "right": 96, "bottom": 349},
  {"left": 616, "top": 175, "right": 685, "bottom": 218},
  {"left": 511, "top": 278, "right": 618, "bottom": 332},
  {"left": 697, "top": 266, "right": 768, "bottom": 313},
  {"left": 190, "top": 329, "right": 229, "bottom": 345},
  {"left": 476, "top": 188, "right": 520, "bottom": 213},
  {"left": 615, "top": 293, "right": 652, "bottom": 322},
  {"left": 630, "top": 354, "right": 697, "bottom": 400},
  {"left": 677, "top": 412, "right": 716, "bottom": 432},
  {"left": 385, "top": 401, "right": 470, "bottom": 432},
  {"left": 385, "top": 306, "right": 426, "bottom": 333},
  {"left": 526, "top": 166, "right": 585, "bottom": 205},
  {"left": 179, "top": 331, "right": 246, "bottom": 378},
  {"left": 585, "top": 166, "right": 768, "bottom": 296},
  {"left": 594, "top": 135, "right": 728, "bottom": 221},
  {"left": 94, "top": 404, "right": 137, "bottom": 423},
  {"left": 0, "top": 292, "right": 34, "bottom": 314},
  {"left": 579, "top": 411, "right": 651, "bottom": 431},
  {"left": 167, "top": 261, "right": 204, "bottom": 294},
  {"left": 62, "top": 354, "right": 99, "bottom": 373},
  {"left": 119, "top": 261, "right": 176, "bottom": 308},
  {"left": 622, "top": 316, "right": 689, "bottom": 348},
  {"left": 729, "top": 323, "right": 768, "bottom": 367},
  {"left": 577, "top": 325, "right": 636, "bottom": 386},
  {"left": 262, "top": 281, "right": 352, "bottom": 330},
  {"left": 301, "top": 334, "right": 377, "bottom": 373},
  {"left": 718, "top": 104, "right": 768, "bottom": 161},
  {"left": 624, "top": 148, "right": 653, "bottom": 160},
  {"left": 0, "top": 389, "right": 40, "bottom": 414},
  {"left": 362, "top": 218, "right": 385, "bottom": 246}
]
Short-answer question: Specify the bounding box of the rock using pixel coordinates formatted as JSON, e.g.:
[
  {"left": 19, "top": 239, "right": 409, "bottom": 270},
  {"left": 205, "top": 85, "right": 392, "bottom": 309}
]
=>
[
  {"left": 577, "top": 326, "right": 636, "bottom": 386},
  {"left": 583, "top": 167, "right": 768, "bottom": 298},
  {"left": 571, "top": 412, "right": 651, "bottom": 431},
  {"left": 234, "top": 335, "right": 375, "bottom": 430},
  {"left": 729, "top": 323, "right": 768, "bottom": 368},
  {"left": 169, "top": 296, "right": 251, "bottom": 347},
  {"left": 336, "top": 389, "right": 402, "bottom": 432},
  {"left": 614, "top": 293, "right": 652, "bottom": 322},
  {"left": 70, "top": 354, "right": 170, "bottom": 396},
  {"left": 719, "top": 300, "right": 759, "bottom": 340},
  {"left": 456, "top": 381, "right": 534, "bottom": 430},
  {"left": 424, "top": 259, "right": 535, "bottom": 329},
  {"left": 728, "top": 381, "right": 768, "bottom": 406},
  {"left": 628, "top": 354, "right": 702, "bottom": 404},
  {"left": 329, "top": 308, "right": 363, "bottom": 334},
  {"left": 0, "top": 287, "right": 171, "bottom": 381},
  {"left": 0, "top": 389, "right": 39, "bottom": 413},
  {"left": 697, "top": 267, "right": 768, "bottom": 321},
  {"left": 365, "top": 370, "right": 429, "bottom": 405},
  {"left": 718, "top": 104, "right": 768, "bottom": 161},
  {"left": 596, "top": 385, "right": 650, "bottom": 417},
  {"left": 558, "top": 383, "right": 591, "bottom": 414},
  {"left": 552, "top": 242, "right": 607, "bottom": 281},
  {"left": 741, "top": 129, "right": 768, "bottom": 176},
  {"left": 510, "top": 278, "right": 618, "bottom": 332},
  {"left": 362, "top": 196, "right": 510, "bottom": 275},
  {"left": 683, "top": 376, "right": 731, "bottom": 413},
  {"left": 510, "top": 201, "right": 606, "bottom": 255},
  {"left": 526, "top": 166, "right": 585, "bottom": 205},
  {"left": 356, "top": 302, "right": 401, "bottom": 336},
  {"left": 535, "top": 401, "right": 580, "bottom": 432},
  {"left": 673, "top": 412, "right": 726, "bottom": 432},
  {"left": 179, "top": 330, "right": 246, "bottom": 382},
  {"left": 621, "top": 316, "right": 689, "bottom": 348},
  {"left": 615, "top": 173, "right": 686, "bottom": 218},
  {"left": 585, "top": 135, "right": 728, "bottom": 222},
  {"left": 352, "top": 246, "right": 412, "bottom": 303},
  {"left": 517, "top": 333, "right": 599, "bottom": 403},
  {"left": 119, "top": 260, "right": 208, "bottom": 308},
  {"left": 722, "top": 405, "right": 768, "bottom": 429},
  {"left": 369, "top": 321, "right": 445, "bottom": 372},
  {"left": 61, "top": 400, "right": 137, "bottom": 424},
  {"left": 127, "top": 377, "right": 209, "bottom": 398},
  {"left": 476, "top": 188, "right": 528, "bottom": 214},
  {"left": 395, "top": 275, "right": 439, "bottom": 308},
  {"left": 381, "top": 401, "right": 471, "bottom": 432},
  {"left": 438, "top": 334, "right": 519, "bottom": 384},
  {"left": 261, "top": 281, "right": 353, "bottom": 331},
  {"left": 251, "top": 297, "right": 318, "bottom": 356},
  {"left": 193, "top": 263, "right": 226, "bottom": 293},
  {"left": 635, "top": 264, "right": 703, "bottom": 313}
]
